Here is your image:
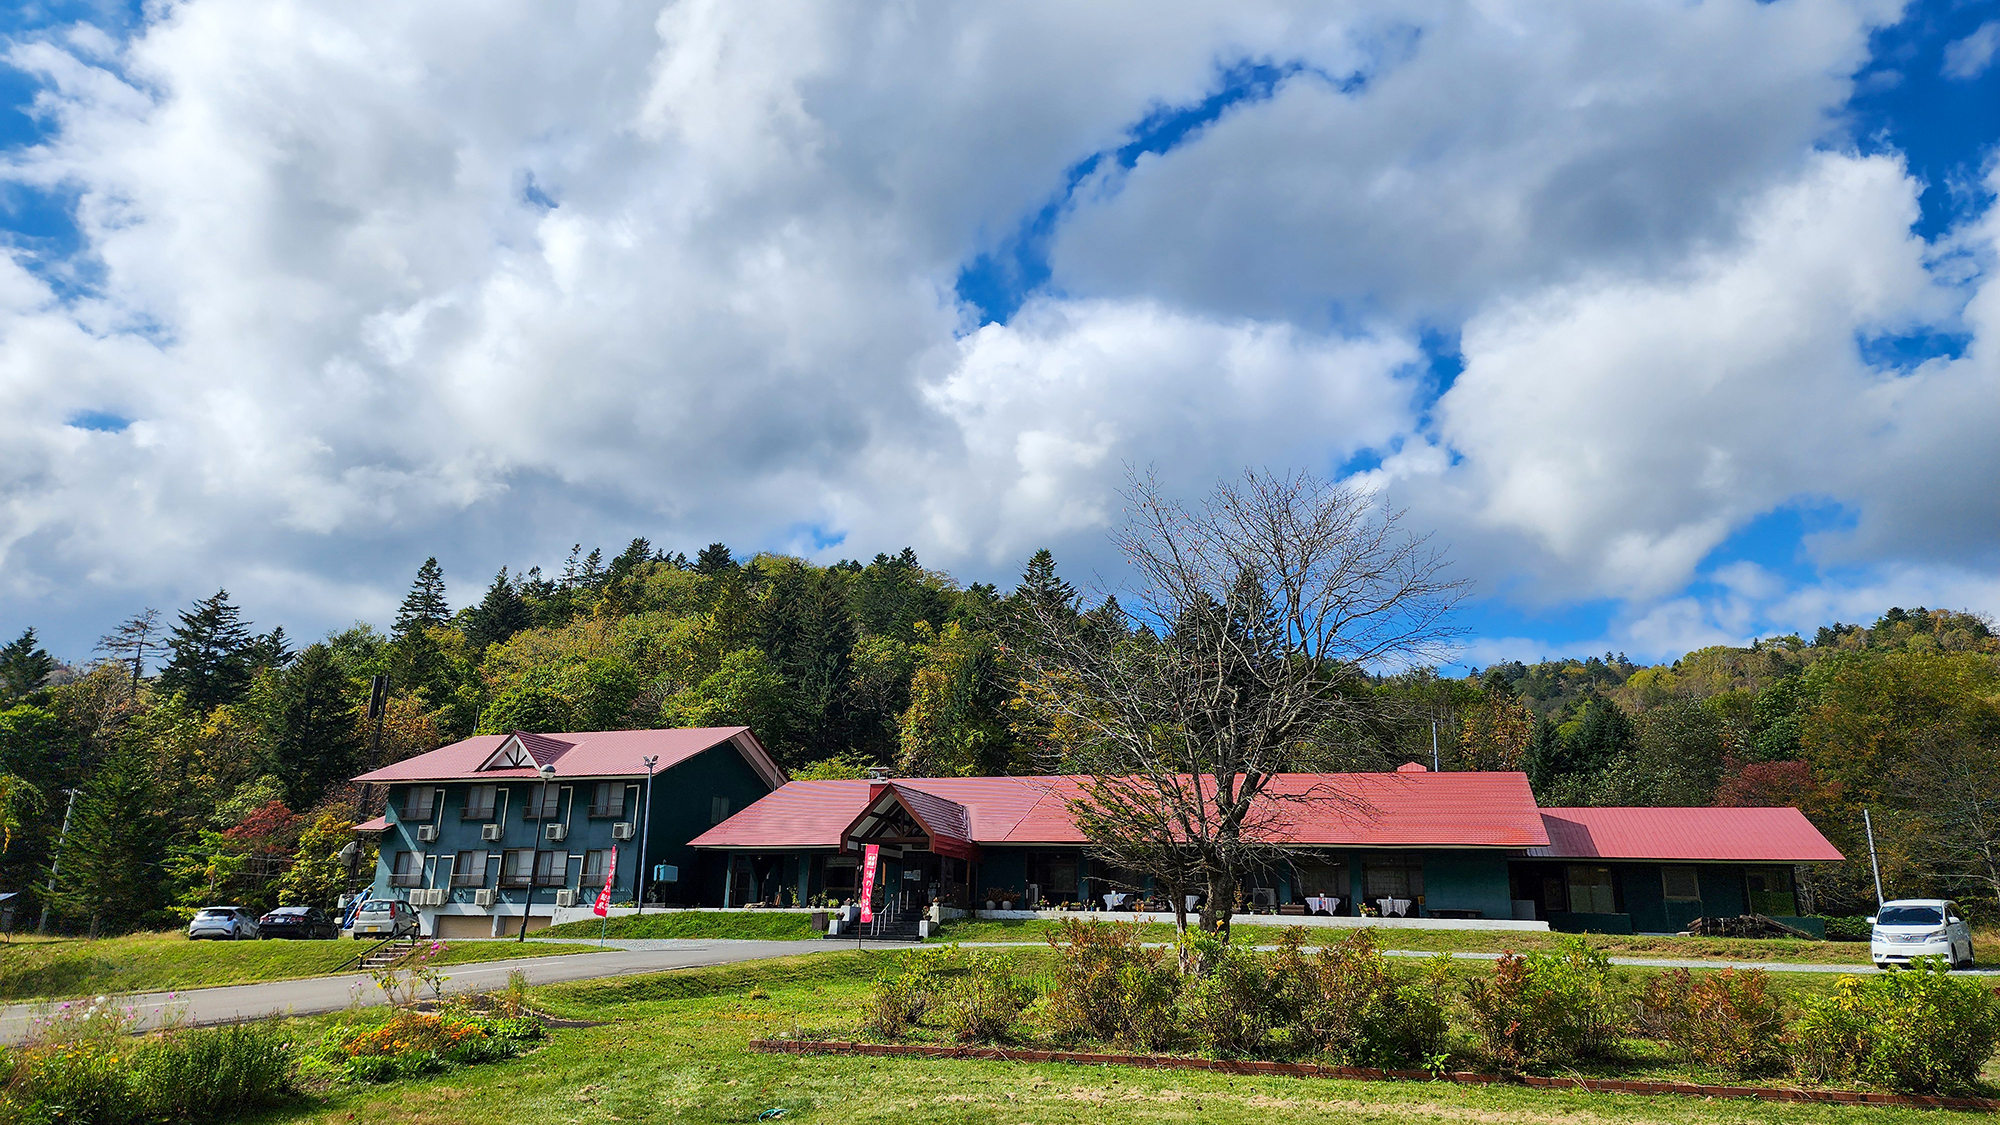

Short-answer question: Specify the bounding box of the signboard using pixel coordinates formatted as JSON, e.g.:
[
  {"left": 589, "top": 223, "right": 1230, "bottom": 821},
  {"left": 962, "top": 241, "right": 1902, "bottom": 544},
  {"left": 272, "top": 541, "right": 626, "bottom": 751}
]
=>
[
  {"left": 592, "top": 847, "right": 619, "bottom": 917},
  {"left": 653, "top": 864, "right": 679, "bottom": 883},
  {"left": 859, "top": 844, "right": 880, "bottom": 924}
]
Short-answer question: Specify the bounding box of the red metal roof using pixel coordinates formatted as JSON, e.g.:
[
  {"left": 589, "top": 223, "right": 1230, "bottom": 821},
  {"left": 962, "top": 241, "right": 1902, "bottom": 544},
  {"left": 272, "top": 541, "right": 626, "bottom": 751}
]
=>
[
  {"left": 690, "top": 771, "right": 1550, "bottom": 850},
  {"left": 1532, "top": 807, "right": 1844, "bottom": 862},
  {"left": 351, "top": 815, "right": 389, "bottom": 833},
  {"left": 351, "top": 727, "right": 785, "bottom": 788}
]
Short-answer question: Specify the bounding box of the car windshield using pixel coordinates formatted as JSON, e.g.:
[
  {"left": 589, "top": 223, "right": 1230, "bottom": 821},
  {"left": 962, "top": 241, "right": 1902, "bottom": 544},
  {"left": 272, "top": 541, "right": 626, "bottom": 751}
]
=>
[
  {"left": 358, "top": 904, "right": 393, "bottom": 916},
  {"left": 1877, "top": 905, "right": 1944, "bottom": 927},
  {"left": 196, "top": 909, "right": 235, "bottom": 918},
  {"left": 269, "top": 908, "right": 306, "bottom": 915}
]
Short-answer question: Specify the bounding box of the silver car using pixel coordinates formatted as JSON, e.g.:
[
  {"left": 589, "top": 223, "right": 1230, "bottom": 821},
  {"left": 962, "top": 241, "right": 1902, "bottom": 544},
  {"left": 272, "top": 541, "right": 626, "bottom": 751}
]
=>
[
  {"left": 1870, "top": 899, "right": 1976, "bottom": 969},
  {"left": 348, "top": 899, "right": 421, "bottom": 939},
  {"left": 188, "top": 905, "right": 261, "bottom": 940}
]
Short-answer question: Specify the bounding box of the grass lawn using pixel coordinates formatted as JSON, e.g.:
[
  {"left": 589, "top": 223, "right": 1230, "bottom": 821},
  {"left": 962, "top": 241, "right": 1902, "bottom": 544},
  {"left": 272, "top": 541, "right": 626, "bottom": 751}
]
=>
[
  {"left": 0, "top": 931, "right": 593, "bottom": 1002},
  {"left": 930, "top": 918, "right": 2000, "bottom": 967},
  {"left": 540, "top": 910, "right": 818, "bottom": 941},
  {"left": 258, "top": 950, "right": 1973, "bottom": 1125}
]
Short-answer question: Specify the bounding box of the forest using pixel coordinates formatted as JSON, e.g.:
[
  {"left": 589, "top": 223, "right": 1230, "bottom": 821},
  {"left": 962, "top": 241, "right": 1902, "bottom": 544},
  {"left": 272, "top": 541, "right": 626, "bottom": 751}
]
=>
[{"left": 1, "top": 536, "right": 1995, "bottom": 932}]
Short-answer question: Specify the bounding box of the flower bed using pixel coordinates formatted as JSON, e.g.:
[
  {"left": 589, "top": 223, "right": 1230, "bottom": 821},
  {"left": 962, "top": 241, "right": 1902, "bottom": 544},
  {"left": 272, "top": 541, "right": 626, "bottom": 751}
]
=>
[{"left": 332, "top": 1008, "right": 545, "bottom": 1083}]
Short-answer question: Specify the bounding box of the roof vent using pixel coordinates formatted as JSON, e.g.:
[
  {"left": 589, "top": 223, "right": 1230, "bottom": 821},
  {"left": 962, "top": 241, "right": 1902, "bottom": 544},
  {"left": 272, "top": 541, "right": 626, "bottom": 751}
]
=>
[
  {"left": 1396, "top": 761, "right": 1429, "bottom": 773},
  {"left": 865, "top": 766, "right": 892, "bottom": 781}
]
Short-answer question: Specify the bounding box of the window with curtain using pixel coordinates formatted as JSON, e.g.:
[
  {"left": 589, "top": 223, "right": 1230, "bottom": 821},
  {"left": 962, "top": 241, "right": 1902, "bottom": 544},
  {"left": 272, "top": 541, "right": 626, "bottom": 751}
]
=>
[
  {"left": 1566, "top": 866, "right": 1617, "bottom": 914},
  {"left": 401, "top": 787, "right": 436, "bottom": 821},
  {"left": 534, "top": 850, "right": 569, "bottom": 887},
  {"left": 501, "top": 849, "right": 535, "bottom": 887},
  {"left": 463, "top": 784, "right": 497, "bottom": 820},
  {"left": 390, "top": 850, "right": 422, "bottom": 887},
  {"left": 589, "top": 782, "right": 626, "bottom": 818},
  {"left": 1661, "top": 866, "right": 1701, "bottom": 902},
  {"left": 452, "top": 851, "right": 488, "bottom": 886}
]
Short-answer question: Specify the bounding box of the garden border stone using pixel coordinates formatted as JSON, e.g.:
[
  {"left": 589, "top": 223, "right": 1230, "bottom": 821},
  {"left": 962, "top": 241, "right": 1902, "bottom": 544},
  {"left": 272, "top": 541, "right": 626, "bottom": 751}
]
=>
[{"left": 749, "top": 1038, "right": 2000, "bottom": 1112}]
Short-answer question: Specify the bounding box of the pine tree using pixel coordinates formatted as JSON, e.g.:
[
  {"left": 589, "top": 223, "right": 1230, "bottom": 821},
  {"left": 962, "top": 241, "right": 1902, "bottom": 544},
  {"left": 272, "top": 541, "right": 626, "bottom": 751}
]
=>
[
  {"left": 262, "top": 643, "right": 364, "bottom": 809},
  {"left": 694, "top": 542, "right": 737, "bottom": 575},
  {"left": 466, "top": 568, "right": 533, "bottom": 650},
  {"left": 245, "top": 626, "right": 294, "bottom": 671},
  {"left": 0, "top": 629, "right": 56, "bottom": 702},
  {"left": 158, "top": 591, "right": 257, "bottom": 710},
  {"left": 393, "top": 558, "right": 450, "bottom": 638},
  {"left": 1013, "top": 549, "right": 1078, "bottom": 615},
  {"left": 96, "top": 608, "right": 162, "bottom": 689},
  {"left": 47, "top": 747, "right": 166, "bottom": 935}
]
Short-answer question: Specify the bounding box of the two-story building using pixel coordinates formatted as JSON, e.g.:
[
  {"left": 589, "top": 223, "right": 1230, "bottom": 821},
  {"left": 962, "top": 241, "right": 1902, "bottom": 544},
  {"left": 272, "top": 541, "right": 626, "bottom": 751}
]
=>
[{"left": 350, "top": 727, "right": 784, "bottom": 937}]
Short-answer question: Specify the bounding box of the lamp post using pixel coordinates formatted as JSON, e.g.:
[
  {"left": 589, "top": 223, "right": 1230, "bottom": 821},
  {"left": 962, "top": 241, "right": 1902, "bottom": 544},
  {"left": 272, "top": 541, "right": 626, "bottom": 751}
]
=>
[
  {"left": 634, "top": 755, "right": 659, "bottom": 915},
  {"left": 517, "top": 763, "right": 557, "bottom": 942},
  {"left": 37, "top": 788, "right": 80, "bottom": 935}
]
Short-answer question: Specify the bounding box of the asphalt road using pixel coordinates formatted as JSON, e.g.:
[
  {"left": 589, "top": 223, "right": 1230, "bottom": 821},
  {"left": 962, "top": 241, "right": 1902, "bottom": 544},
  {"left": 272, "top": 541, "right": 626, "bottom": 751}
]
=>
[{"left": 0, "top": 938, "right": 875, "bottom": 1043}]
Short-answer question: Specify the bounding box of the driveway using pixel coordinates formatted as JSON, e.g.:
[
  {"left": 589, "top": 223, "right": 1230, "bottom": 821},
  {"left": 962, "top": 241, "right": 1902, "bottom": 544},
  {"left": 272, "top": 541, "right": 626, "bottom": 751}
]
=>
[{"left": 0, "top": 938, "right": 887, "bottom": 1043}]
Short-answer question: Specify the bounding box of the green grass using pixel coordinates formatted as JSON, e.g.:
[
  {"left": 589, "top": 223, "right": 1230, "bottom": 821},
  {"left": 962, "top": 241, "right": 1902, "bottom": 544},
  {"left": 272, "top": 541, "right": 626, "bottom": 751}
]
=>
[
  {"left": 0, "top": 931, "right": 593, "bottom": 1002},
  {"left": 250, "top": 950, "right": 1971, "bottom": 1125},
  {"left": 540, "top": 909, "right": 819, "bottom": 941},
  {"left": 929, "top": 918, "right": 1932, "bottom": 965}
]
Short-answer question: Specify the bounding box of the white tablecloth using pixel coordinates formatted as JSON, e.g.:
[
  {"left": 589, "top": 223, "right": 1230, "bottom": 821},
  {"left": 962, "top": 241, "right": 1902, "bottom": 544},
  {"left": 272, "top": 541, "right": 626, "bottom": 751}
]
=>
[
  {"left": 1306, "top": 895, "right": 1338, "bottom": 915},
  {"left": 1377, "top": 897, "right": 1412, "bottom": 918},
  {"left": 1102, "top": 892, "right": 1128, "bottom": 910}
]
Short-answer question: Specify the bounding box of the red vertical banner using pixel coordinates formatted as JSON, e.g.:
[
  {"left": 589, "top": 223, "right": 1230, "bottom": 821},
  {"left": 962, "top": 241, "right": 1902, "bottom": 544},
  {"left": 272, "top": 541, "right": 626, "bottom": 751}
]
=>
[
  {"left": 859, "top": 844, "right": 880, "bottom": 923},
  {"left": 592, "top": 848, "right": 619, "bottom": 917}
]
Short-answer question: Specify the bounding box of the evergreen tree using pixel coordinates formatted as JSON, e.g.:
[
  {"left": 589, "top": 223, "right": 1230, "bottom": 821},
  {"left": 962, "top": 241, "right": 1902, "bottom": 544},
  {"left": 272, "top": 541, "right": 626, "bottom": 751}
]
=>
[
  {"left": 96, "top": 608, "right": 163, "bottom": 689},
  {"left": 47, "top": 747, "right": 166, "bottom": 935},
  {"left": 0, "top": 629, "right": 56, "bottom": 702},
  {"left": 244, "top": 626, "right": 294, "bottom": 671},
  {"left": 466, "top": 568, "right": 533, "bottom": 650},
  {"left": 1523, "top": 714, "right": 1565, "bottom": 792},
  {"left": 158, "top": 590, "right": 257, "bottom": 710},
  {"left": 262, "top": 643, "right": 364, "bottom": 809},
  {"left": 394, "top": 558, "right": 450, "bottom": 638},
  {"left": 1571, "top": 697, "right": 1637, "bottom": 776},
  {"left": 694, "top": 542, "right": 737, "bottom": 575},
  {"left": 1013, "top": 549, "right": 1078, "bottom": 615},
  {"left": 609, "top": 537, "right": 653, "bottom": 578}
]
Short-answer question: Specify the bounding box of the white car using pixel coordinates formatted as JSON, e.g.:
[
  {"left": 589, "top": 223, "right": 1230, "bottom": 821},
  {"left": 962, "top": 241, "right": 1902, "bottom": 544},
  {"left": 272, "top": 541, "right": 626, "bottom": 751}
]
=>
[
  {"left": 187, "top": 905, "right": 261, "bottom": 940},
  {"left": 1870, "top": 899, "right": 1975, "bottom": 969}
]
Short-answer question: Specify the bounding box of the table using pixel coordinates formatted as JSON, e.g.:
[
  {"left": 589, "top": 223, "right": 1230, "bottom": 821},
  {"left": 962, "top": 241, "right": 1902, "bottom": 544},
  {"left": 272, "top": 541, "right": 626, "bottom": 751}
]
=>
[
  {"left": 1305, "top": 895, "right": 1340, "bottom": 916},
  {"left": 1102, "top": 892, "right": 1128, "bottom": 910},
  {"left": 1377, "top": 897, "right": 1412, "bottom": 918}
]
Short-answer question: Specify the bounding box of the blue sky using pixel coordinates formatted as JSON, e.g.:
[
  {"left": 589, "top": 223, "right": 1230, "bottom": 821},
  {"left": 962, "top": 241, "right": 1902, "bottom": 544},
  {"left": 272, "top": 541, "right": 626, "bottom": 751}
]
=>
[{"left": 1, "top": 0, "right": 1997, "bottom": 669}]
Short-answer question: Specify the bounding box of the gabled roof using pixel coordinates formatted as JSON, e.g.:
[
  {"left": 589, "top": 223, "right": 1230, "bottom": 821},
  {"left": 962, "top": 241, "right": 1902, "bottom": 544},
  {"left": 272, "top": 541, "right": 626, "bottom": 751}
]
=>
[
  {"left": 843, "top": 783, "right": 980, "bottom": 860},
  {"left": 352, "top": 727, "right": 785, "bottom": 789},
  {"left": 1531, "top": 807, "right": 1844, "bottom": 862},
  {"left": 690, "top": 770, "right": 1550, "bottom": 850}
]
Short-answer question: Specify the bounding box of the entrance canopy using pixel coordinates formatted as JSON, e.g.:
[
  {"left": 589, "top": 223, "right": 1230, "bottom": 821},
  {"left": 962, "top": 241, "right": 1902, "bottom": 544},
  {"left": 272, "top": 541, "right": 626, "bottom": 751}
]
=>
[{"left": 842, "top": 783, "right": 980, "bottom": 861}]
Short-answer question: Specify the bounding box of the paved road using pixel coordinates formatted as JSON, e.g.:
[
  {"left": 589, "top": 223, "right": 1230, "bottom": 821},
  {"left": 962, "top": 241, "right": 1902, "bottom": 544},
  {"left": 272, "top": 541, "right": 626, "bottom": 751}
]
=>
[
  {"left": 955, "top": 940, "right": 2000, "bottom": 975},
  {"left": 0, "top": 938, "right": 879, "bottom": 1043}
]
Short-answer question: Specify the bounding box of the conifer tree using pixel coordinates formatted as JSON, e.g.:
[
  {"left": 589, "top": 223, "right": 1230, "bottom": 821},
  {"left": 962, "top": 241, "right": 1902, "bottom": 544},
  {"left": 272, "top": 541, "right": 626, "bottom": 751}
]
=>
[
  {"left": 47, "top": 747, "right": 166, "bottom": 935},
  {"left": 694, "top": 542, "right": 737, "bottom": 575},
  {"left": 0, "top": 629, "right": 56, "bottom": 702},
  {"left": 466, "top": 568, "right": 533, "bottom": 650},
  {"left": 262, "top": 643, "right": 364, "bottom": 809},
  {"left": 96, "top": 608, "right": 162, "bottom": 689},
  {"left": 393, "top": 558, "right": 450, "bottom": 638},
  {"left": 158, "top": 591, "right": 257, "bottom": 710}
]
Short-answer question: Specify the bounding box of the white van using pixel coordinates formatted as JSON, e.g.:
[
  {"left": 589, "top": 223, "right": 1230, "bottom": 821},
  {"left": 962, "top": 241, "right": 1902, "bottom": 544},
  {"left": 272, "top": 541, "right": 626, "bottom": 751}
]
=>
[{"left": 1869, "top": 899, "right": 1975, "bottom": 969}]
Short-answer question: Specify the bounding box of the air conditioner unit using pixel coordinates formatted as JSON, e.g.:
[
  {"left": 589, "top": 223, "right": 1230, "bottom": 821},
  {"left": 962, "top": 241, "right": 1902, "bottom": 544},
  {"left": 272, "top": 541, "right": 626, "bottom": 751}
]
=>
[
  {"left": 1250, "top": 887, "right": 1277, "bottom": 909},
  {"left": 611, "top": 822, "right": 635, "bottom": 840},
  {"left": 481, "top": 823, "right": 504, "bottom": 842},
  {"left": 410, "top": 889, "right": 445, "bottom": 907},
  {"left": 415, "top": 824, "right": 439, "bottom": 843},
  {"left": 543, "top": 822, "right": 568, "bottom": 842},
  {"left": 554, "top": 889, "right": 580, "bottom": 908},
  {"left": 473, "top": 889, "right": 497, "bottom": 908}
]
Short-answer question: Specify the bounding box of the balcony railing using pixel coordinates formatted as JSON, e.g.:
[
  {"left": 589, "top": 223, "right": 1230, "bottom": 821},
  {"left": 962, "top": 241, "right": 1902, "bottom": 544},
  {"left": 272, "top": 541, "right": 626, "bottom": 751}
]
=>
[
  {"left": 450, "top": 872, "right": 487, "bottom": 886},
  {"left": 500, "top": 874, "right": 533, "bottom": 888},
  {"left": 587, "top": 804, "right": 625, "bottom": 819},
  {"left": 461, "top": 806, "right": 496, "bottom": 821},
  {"left": 389, "top": 874, "right": 424, "bottom": 887}
]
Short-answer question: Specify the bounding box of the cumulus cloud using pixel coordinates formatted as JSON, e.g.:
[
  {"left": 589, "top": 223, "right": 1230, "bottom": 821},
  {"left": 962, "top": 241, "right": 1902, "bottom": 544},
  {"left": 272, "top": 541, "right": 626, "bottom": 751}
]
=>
[{"left": 0, "top": 0, "right": 1992, "bottom": 659}]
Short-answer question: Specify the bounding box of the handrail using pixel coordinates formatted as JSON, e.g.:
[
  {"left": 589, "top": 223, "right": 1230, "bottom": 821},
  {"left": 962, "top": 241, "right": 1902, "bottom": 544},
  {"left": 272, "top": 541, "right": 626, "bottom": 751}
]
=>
[{"left": 335, "top": 933, "right": 413, "bottom": 973}]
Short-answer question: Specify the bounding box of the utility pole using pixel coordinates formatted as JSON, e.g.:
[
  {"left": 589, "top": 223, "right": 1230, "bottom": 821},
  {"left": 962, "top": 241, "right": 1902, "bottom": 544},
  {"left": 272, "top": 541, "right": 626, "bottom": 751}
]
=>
[
  {"left": 366, "top": 675, "right": 389, "bottom": 765},
  {"left": 37, "top": 788, "right": 80, "bottom": 934},
  {"left": 518, "top": 764, "right": 556, "bottom": 942},
  {"left": 1863, "top": 807, "right": 1886, "bottom": 907},
  {"left": 634, "top": 755, "right": 658, "bottom": 915},
  {"left": 1431, "top": 719, "right": 1440, "bottom": 772}
]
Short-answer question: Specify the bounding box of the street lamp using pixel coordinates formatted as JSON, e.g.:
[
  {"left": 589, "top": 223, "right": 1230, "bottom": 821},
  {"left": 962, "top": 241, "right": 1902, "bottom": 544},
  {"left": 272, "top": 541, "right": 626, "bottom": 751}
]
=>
[
  {"left": 634, "top": 755, "right": 659, "bottom": 915},
  {"left": 517, "top": 763, "right": 557, "bottom": 942}
]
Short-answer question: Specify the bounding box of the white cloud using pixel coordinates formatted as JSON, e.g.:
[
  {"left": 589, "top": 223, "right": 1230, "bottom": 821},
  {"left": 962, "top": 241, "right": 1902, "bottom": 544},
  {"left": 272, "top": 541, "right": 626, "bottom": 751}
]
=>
[
  {"left": 1943, "top": 19, "right": 2000, "bottom": 80},
  {"left": 0, "top": 0, "right": 1994, "bottom": 658}
]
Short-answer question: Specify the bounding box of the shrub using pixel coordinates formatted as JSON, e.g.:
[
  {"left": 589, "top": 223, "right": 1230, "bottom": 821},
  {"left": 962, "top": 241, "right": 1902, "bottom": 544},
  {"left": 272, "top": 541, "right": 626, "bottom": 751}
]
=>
[
  {"left": 1462, "top": 937, "right": 1624, "bottom": 1071},
  {"left": 1043, "top": 920, "right": 1179, "bottom": 1048},
  {"left": 1790, "top": 962, "right": 2000, "bottom": 1094},
  {"left": 1815, "top": 915, "right": 1871, "bottom": 942},
  {"left": 1636, "top": 968, "right": 1785, "bottom": 1077},
  {"left": 131, "top": 1021, "right": 298, "bottom": 1116},
  {"left": 937, "top": 953, "right": 1033, "bottom": 1043},
  {"left": 0, "top": 1001, "right": 297, "bottom": 1124},
  {"left": 1274, "top": 930, "right": 1450, "bottom": 1068},
  {"left": 862, "top": 946, "right": 965, "bottom": 1037},
  {"left": 1178, "top": 943, "right": 1276, "bottom": 1058}
]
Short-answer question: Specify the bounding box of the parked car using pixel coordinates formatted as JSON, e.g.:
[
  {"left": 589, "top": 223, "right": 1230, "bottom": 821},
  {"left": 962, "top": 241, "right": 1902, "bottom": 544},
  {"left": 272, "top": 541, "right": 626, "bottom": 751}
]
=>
[
  {"left": 257, "top": 905, "right": 338, "bottom": 939},
  {"left": 1870, "top": 898, "right": 1975, "bottom": 969},
  {"left": 348, "top": 899, "right": 421, "bottom": 940},
  {"left": 187, "top": 905, "right": 260, "bottom": 941}
]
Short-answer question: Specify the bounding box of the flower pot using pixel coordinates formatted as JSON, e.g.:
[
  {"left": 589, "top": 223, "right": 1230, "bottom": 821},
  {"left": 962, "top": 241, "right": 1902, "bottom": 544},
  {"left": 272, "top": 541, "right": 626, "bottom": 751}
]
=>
[{"left": 985, "top": 900, "right": 996, "bottom": 910}]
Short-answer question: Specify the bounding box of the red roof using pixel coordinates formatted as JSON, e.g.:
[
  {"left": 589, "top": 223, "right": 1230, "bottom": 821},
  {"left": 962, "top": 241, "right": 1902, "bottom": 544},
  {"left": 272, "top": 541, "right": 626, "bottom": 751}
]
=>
[
  {"left": 351, "top": 727, "right": 785, "bottom": 789},
  {"left": 351, "top": 815, "right": 389, "bottom": 833},
  {"left": 1532, "top": 807, "right": 1844, "bottom": 862},
  {"left": 690, "top": 771, "right": 1550, "bottom": 850}
]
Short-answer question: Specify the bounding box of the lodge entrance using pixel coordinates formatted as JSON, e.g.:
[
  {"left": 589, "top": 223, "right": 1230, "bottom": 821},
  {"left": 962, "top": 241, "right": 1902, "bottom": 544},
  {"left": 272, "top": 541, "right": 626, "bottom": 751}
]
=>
[{"left": 841, "top": 782, "right": 980, "bottom": 913}]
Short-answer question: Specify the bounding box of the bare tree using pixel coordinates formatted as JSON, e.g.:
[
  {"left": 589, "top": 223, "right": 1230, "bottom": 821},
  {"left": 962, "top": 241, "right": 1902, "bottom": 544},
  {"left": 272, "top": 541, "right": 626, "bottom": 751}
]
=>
[
  {"left": 1017, "top": 468, "right": 1466, "bottom": 956},
  {"left": 1899, "top": 727, "right": 2000, "bottom": 902},
  {"left": 96, "top": 608, "right": 163, "bottom": 691}
]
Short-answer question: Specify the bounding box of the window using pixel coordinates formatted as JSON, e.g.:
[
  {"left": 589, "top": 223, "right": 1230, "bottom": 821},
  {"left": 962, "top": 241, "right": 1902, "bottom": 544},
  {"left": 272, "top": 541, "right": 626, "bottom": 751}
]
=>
[
  {"left": 1745, "top": 866, "right": 1797, "bottom": 916},
  {"left": 1662, "top": 866, "right": 1702, "bottom": 902},
  {"left": 1876, "top": 904, "right": 1943, "bottom": 926},
  {"left": 1566, "top": 866, "right": 1617, "bottom": 915},
  {"left": 589, "top": 782, "right": 626, "bottom": 818},
  {"left": 501, "top": 849, "right": 536, "bottom": 887},
  {"left": 451, "top": 851, "right": 489, "bottom": 886},
  {"left": 1026, "top": 853, "right": 1079, "bottom": 900},
  {"left": 523, "top": 782, "right": 561, "bottom": 820},
  {"left": 1363, "top": 857, "right": 1424, "bottom": 900},
  {"left": 822, "top": 856, "right": 858, "bottom": 894},
  {"left": 462, "top": 784, "right": 497, "bottom": 820},
  {"left": 581, "top": 849, "right": 616, "bottom": 883},
  {"left": 1294, "top": 862, "right": 1346, "bottom": 897},
  {"left": 710, "top": 796, "right": 731, "bottom": 825},
  {"left": 390, "top": 850, "right": 423, "bottom": 888},
  {"left": 401, "top": 787, "right": 436, "bottom": 821},
  {"left": 534, "top": 850, "right": 569, "bottom": 888}
]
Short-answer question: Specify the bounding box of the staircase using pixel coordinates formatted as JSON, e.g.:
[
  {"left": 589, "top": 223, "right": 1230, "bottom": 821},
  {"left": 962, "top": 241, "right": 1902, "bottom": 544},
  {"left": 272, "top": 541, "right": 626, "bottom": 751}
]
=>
[
  {"left": 356, "top": 936, "right": 419, "bottom": 970},
  {"left": 857, "top": 894, "right": 922, "bottom": 942}
]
